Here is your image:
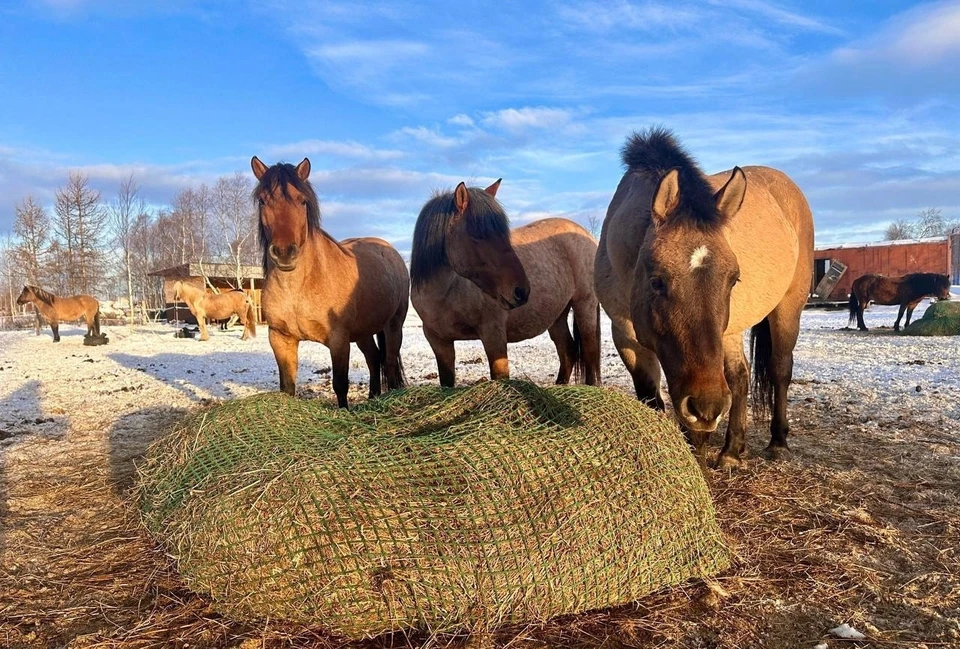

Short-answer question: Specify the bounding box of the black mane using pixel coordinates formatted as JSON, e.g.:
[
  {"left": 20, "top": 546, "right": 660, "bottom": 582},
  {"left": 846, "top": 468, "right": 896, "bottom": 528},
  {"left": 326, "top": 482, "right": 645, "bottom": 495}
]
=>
[
  {"left": 621, "top": 126, "right": 722, "bottom": 227},
  {"left": 25, "top": 285, "right": 55, "bottom": 306},
  {"left": 410, "top": 186, "right": 510, "bottom": 287},
  {"left": 253, "top": 162, "right": 322, "bottom": 272},
  {"left": 907, "top": 272, "right": 950, "bottom": 293}
]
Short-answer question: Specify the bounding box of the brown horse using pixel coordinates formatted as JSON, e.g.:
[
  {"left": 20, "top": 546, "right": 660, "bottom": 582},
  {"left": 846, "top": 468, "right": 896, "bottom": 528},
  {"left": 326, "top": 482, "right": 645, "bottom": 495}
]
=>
[
  {"left": 251, "top": 156, "right": 409, "bottom": 407},
  {"left": 16, "top": 285, "right": 100, "bottom": 343},
  {"left": 173, "top": 281, "right": 257, "bottom": 341},
  {"left": 848, "top": 272, "right": 951, "bottom": 331},
  {"left": 595, "top": 127, "right": 814, "bottom": 468},
  {"left": 411, "top": 180, "right": 601, "bottom": 387}
]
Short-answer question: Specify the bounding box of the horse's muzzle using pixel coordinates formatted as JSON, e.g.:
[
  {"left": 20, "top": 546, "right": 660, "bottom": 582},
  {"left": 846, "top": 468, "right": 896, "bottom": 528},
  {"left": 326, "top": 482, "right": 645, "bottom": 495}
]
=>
[
  {"left": 268, "top": 244, "right": 300, "bottom": 272},
  {"left": 677, "top": 393, "right": 732, "bottom": 433}
]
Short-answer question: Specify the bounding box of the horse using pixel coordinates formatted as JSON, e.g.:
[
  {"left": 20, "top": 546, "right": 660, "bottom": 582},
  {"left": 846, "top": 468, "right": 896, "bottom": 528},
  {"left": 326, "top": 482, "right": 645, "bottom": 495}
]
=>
[
  {"left": 251, "top": 156, "right": 409, "bottom": 407},
  {"left": 411, "top": 180, "right": 601, "bottom": 387},
  {"left": 16, "top": 285, "right": 101, "bottom": 343},
  {"left": 595, "top": 127, "right": 814, "bottom": 468},
  {"left": 848, "top": 272, "right": 951, "bottom": 331},
  {"left": 172, "top": 281, "right": 257, "bottom": 341}
]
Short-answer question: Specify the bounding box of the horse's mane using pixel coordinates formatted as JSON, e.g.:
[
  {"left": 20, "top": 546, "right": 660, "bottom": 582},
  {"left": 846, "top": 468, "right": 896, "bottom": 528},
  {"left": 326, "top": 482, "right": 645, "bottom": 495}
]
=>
[
  {"left": 410, "top": 186, "right": 510, "bottom": 287},
  {"left": 253, "top": 163, "right": 322, "bottom": 272},
  {"left": 25, "top": 285, "right": 56, "bottom": 306},
  {"left": 621, "top": 126, "right": 722, "bottom": 227}
]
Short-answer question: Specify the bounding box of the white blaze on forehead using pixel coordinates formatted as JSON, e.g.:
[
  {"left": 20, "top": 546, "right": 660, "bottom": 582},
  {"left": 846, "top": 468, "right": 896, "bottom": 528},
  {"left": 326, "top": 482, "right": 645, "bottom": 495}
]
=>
[{"left": 689, "top": 245, "right": 710, "bottom": 270}]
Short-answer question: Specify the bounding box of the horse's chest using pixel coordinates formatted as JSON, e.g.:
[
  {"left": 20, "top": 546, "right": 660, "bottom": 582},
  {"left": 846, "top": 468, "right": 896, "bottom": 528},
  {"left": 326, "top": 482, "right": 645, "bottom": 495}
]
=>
[{"left": 264, "top": 298, "right": 332, "bottom": 343}]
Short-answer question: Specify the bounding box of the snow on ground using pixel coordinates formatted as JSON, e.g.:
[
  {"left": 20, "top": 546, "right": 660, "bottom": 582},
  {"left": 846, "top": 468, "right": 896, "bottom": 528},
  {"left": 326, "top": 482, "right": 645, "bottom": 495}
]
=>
[{"left": 2, "top": 295, "right": 958, "bottom": 461}]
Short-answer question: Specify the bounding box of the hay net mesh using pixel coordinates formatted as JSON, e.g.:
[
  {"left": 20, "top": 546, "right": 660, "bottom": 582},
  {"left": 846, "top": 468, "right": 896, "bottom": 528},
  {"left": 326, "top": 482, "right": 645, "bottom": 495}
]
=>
[{"left": 137, "top": 381, "right": 729, "bottom": 639}]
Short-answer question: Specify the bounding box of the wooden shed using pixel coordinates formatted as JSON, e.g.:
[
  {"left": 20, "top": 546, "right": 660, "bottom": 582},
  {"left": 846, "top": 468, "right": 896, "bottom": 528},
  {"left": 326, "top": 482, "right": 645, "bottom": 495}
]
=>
[
  {"left": 148, "top": 263, "right": 265, "bottom": 323},
  {"left": 812, "top": 235, "right": 957, "bottom": 300}
]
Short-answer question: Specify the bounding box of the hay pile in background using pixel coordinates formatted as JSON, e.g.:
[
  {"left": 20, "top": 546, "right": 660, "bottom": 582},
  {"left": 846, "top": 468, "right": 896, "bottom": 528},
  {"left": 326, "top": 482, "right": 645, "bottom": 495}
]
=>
[
  {"left": 903, "top": 300, "right": 960, "bottom": 336},
  {"left": 136, "top": 381, "right": 728, "bottom": 640}
]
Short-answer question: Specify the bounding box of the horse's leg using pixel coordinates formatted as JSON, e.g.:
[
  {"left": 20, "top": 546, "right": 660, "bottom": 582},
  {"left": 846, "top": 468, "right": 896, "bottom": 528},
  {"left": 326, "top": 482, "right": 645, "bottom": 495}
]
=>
[
  {"left": 329, "top": 338, "right": 352, "bottom": 408},
  {"left": 856, "top": 292, "right": 869, "bottom": 330},
  {"left": 894, "top": 303, "right": 908, "bottom": 332},
  {"left": 610, "top": 318, "right": 663, "bottom": 409},
  {"left": 268, "top": 328, "right": 300, "bottom": 396},
  {"left": 479, "top": 325, "right": 509, "bottom": 381},
  {"left": 905, "top": 299, "right": 922, "bottom": 328},
  {"left": 423, "top": 327, "right": 456, "bottom": 387},
  {"left": 356, "top": 335, "right": 382, "bottom": 399},
  {"left": 197, "top": 309, "right": 210, "bottom": 341},
  {"left": 763, "top": 307, "right": 802, "bottom": 459},
  {"left": 546, "top": 307, "right": 575, "bottom": 384},
  {"left": 51, "top": 320, "right": 60, "bottom": 343},
  {"left": 573, "top": 300, "right": 602, "bottom": 386},
  {"left": 716, "top": 335, "right": 750, "bottom": 469},
  {"left": 383, "top": 311, "right": 405, "bottom": 390}
]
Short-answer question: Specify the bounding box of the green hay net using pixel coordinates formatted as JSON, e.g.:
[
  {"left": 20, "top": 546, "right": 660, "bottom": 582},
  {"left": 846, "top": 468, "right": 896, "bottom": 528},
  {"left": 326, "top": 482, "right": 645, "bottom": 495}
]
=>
[
  {"left": 903, "top": 300, "right": 960, "bottom": 336},
  {"left": 137, "top": 381, "right": 729, "bottom": 639}
]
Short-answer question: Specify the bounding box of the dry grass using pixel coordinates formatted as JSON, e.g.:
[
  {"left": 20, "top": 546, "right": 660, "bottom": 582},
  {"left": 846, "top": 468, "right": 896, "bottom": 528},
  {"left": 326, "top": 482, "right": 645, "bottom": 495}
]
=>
[{"left": 2, "top": 381, "right": 959, "bottom": 648}]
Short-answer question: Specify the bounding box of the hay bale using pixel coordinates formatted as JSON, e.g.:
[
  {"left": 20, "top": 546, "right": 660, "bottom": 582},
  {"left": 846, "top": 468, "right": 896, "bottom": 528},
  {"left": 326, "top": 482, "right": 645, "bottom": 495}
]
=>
[
  {"left": 903, "top": 300, "right": 960, "bottom": 336},
  {"left": 137, "top": 381, "right": 729, "bottom": 639}
]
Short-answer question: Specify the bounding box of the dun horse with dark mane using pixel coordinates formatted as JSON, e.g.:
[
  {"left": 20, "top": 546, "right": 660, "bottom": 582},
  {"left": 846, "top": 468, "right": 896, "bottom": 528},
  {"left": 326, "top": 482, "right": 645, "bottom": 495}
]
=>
[
  {"left": 595, "top": 127, "right": 814, "bottom": 467},
  {"left": 251, "top": 157, "right": 408, "bottom": 407},
  {"left": 16, "top": 285, "right": 101, "bottom": 343},
  {"left": 411, "top": 180, "right": 601, "bottom": 387},
  {"left": 173, "top": 281, "right": 257, "bottom": 341},
  {"left": 848, "top": 272, "right": 951, "bottom": 331}
]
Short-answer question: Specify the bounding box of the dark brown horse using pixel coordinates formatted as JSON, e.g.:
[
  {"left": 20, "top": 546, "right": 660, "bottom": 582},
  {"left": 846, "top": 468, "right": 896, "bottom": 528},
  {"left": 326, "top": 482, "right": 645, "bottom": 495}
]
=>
[
  {"left": 848, "top": 272, "right": 951, "bottom": 331},
  {"left": 595, "top": 127, "right": 814, "bottom": 467},
  {"left": 173, "top": 281, "right": 257, "bottom": 341},
  {"left": 251, "top": 156, "right": 409, "bottom": 407},
  {"left": 16, "top": 285, "right": 100, "bottom": 343},
  {"left": 411, "top": 180, "right": 601, "bottom": 387}
]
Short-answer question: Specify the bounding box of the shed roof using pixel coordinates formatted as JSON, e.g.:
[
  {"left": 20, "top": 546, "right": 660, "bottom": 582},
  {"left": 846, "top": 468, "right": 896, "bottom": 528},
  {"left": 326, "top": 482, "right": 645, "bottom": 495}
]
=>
[{"left": 815, "top": 236, "right": 947, "bottom": 252}]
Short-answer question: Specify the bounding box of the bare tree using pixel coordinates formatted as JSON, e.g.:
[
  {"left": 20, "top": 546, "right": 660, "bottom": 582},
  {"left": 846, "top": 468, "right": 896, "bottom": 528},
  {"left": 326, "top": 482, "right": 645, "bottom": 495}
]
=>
[
  {"left": 54, "top": 172, "right": 108, "bottom": 295},
  {"left": 586, "top": 213, "right": 602, "bottom": 239},
  {"left": 12, "top": 196, "right": 50, "bottom": 285},
  {"left": 884, "top": 219, "right": 915, "bottom": 241},
  {"left": 213, "top": 173, "right": 257, "bottom": 286},
  {"left": 110, "top": 175, "right": 144, "bottom": 318},
  {"left": 0, "top": 235, "right": 24, "bottom": 317},
  {"left": 915, "top": 207, "right": 945, "bottom": 238}
]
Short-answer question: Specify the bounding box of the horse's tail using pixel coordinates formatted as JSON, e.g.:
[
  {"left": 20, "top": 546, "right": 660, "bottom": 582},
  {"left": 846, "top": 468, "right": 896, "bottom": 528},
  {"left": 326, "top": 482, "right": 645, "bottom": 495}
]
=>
[
  {"left": 377, "top": 330, "right": 406, "bottom": 391},
  {"left": 244, "top": 300, "right": 257, "bottom": 338},
  {"left": 94, "top": 310, "right": 101, "bottom": 337},
  {"left": 750, "top": 317, "right": 774, "bottom": 423},
  {"left": 571, "top": 310, "right": 586, "bottom": 384},
  {"left": 847, "top": 290, "right": 859, "bottom": 327}
]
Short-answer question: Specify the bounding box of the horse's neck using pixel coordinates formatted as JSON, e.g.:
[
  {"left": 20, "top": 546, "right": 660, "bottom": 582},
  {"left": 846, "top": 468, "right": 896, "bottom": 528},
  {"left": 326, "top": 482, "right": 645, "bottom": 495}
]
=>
[{"left": 270, "top": 232, "right": 355, "bottom": 291}]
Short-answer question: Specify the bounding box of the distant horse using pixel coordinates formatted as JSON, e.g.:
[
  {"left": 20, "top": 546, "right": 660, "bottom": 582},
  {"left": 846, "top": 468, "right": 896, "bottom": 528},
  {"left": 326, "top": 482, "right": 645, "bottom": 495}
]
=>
[
  {"left": 251, "top": 156, "right": 409, "bottom": 406},
  {"left": 411, "top": 180, "right": 601, "bottom": 387},
  {"left": 173, "top": 281, "right": 257, "bottom": 341},
  {"left": 595, "top": 127, "right": 814, "bottom": 467},
  {"left": 16, "top": 285, "right": 101, "bottom": 343},
  {"left": 848, "top": 272, "right": 951, "bottom": 331}
]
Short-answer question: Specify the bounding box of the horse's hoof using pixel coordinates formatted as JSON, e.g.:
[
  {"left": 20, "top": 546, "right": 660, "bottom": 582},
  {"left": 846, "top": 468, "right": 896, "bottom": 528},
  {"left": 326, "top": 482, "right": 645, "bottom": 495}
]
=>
[
  {"left": 714, "top": 453, "right": 743, "bottom": 471},
  {"left": 763, "top": 445, "right": 790, "bottom": 461}
]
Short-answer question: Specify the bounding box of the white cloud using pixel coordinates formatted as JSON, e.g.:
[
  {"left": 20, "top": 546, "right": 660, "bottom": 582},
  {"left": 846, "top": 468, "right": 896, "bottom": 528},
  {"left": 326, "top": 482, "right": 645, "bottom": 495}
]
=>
[
  {"left": 708, "top": 0, "right": 842, "bottom": 35},
  {"left": 393, "top": 126, "right": 462, "bottom": 149},
  {"left": 264, "top": 139, "right": 403, "bottom": 162},
  {"left": 448, "top": 114, "right": 475, "bottom": 128},
  {"left": 481, "top": 107, "right": 576, "bottom": 132}
]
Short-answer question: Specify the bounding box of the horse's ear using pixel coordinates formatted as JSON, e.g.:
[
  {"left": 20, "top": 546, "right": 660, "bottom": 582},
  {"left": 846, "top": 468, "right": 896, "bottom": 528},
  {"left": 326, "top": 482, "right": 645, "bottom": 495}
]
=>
[
  {"left": 455, "top": 182, "right": 470, "bottom": 214},
  {"left": 484, "top": 178, "right": 502, "bottom": 197},
  {"left": 651, "top": 168, "right": 680, "bottom": 226},
  {"left": 714, "top": 166, "right": 747, "bottom": 220},
  {"left": 296, "top": 158, "right": 311, "bottom": 181},
  {"left": 251, "top": 156, "right": 268, "bottom": 180}
]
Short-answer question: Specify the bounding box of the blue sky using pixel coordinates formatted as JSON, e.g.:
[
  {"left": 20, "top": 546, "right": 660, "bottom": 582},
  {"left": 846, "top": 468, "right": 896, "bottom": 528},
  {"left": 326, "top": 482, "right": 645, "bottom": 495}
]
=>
[{"left": 1, "top": 0, "right": 958, "bottom": 255}]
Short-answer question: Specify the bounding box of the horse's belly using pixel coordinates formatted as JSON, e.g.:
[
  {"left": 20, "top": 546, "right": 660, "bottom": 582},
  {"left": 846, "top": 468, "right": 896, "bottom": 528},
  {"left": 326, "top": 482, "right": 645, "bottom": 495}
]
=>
[{"left": 724, "top": 210, "right": 800, "bottom": 333}]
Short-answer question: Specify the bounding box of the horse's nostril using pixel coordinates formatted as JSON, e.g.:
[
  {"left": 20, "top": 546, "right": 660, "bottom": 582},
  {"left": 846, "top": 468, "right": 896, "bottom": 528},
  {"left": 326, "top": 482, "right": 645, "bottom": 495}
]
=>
[
  {"left": 268, "top": 244, "right": 280, "bottom": 258},
  {"left": 514, "top": 286, "right": 529, "bottom": 304}
]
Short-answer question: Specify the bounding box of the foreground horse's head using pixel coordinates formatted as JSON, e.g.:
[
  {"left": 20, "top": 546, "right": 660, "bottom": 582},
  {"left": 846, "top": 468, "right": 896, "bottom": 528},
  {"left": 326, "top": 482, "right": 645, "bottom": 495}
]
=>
[
  {"left": 934, "top": 274, "right": 952, "bottom": 300},
  {"left": 625, "top": 129, "right": 747, "bottom": 435},
  {"left": 411, "top": 180, "right": 529, "bottom": 309},
  {"left": 251, "top": 156, "right": 321, "bottom": 272}
]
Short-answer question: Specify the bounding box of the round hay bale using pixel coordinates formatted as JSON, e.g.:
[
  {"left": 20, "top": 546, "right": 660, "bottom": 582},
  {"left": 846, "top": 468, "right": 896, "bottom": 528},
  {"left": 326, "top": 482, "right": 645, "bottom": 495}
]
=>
[
  {"left": 137, "top": 380, "right": 729, "bottom": 639},
  {"left": 903, "top": 300, "right": 960, "bottom": 336}
]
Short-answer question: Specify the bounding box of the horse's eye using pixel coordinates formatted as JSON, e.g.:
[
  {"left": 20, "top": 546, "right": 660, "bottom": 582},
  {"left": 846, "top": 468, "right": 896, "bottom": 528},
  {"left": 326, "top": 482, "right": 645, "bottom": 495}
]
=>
[
  {"left": 257, "top": 198, "right": 264, "bottom": 207},
  {"left": 732, "top": 273, "right": 741, "bottom": 286},
  {"left": 650, "top": 276, "right": 666, "bottom": 295}
]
